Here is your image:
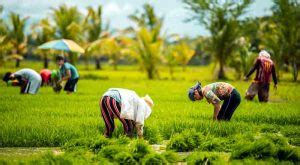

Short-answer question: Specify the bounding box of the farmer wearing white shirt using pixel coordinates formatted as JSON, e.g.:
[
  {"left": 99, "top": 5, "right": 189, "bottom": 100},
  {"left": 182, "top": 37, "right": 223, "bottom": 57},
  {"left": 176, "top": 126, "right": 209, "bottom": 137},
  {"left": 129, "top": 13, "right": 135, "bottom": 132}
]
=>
[
  {"left": 3, "top": 68, "right": 42, "bottom": 94},
  {"left": 100, "top": 88, "right": 153, "bottom": 138}
]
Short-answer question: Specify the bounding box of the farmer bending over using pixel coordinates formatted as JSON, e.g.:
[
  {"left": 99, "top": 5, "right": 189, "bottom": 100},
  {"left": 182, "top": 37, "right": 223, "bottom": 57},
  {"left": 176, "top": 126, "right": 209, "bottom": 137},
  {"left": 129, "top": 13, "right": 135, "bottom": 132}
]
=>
[
  {"left": 40, "top": 69, "right": 62, "bottom": 92},
  {"left": 188, "top": 82, "right": 241, "bottom": 121},
  {"left": 244, "top": 50, "right": 277, "bottom": 102},
  {"left": 56, "top": 55, "right": 79, "bottom": 94},
  {"left": 2, "top": 68, "right": 42, "bottom": 94},
  {"left": 100, "top": 88, "right": 153, "bottom": 138}
]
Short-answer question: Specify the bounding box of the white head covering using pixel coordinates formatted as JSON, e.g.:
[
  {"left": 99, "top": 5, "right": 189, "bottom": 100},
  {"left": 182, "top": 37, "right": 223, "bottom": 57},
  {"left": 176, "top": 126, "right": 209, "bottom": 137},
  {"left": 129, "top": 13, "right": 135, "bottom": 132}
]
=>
[{"left": 259, "top": 50, "right": 271, "bottom": 59}]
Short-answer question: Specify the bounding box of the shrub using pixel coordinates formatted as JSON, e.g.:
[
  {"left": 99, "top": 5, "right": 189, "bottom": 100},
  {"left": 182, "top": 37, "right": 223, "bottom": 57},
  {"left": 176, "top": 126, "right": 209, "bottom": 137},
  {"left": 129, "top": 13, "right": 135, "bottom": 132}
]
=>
[{"left": 143, "top": 153, "right": 167, "bottom": 165}]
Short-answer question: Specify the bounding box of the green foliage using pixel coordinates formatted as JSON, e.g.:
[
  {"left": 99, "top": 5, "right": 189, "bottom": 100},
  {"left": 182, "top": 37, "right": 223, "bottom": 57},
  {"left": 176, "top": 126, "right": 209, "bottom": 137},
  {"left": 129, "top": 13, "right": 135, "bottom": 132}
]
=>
[
  {"left": 114, "top": 151, "right": 137, "bottom": 164},
  {"left": 130, "top": 139, "right": 153, "bottom": 161},
  {"left": 100, "top": 145, "right": 124, "bottom": 160},
  {"left": 185, "top": 152, "right": 224, "bottom": 164},
  {"left": 167, "top": 129, "right": 204, "bottom": 152},
  {"left": 89, "top": 136, "right": 111, "bottom": 153},
  {"left": 161, "top": 151, "right": 181, "bottom": 163},
  {"left": 143, "top": 153, "right": 167, "bottom": 165}
]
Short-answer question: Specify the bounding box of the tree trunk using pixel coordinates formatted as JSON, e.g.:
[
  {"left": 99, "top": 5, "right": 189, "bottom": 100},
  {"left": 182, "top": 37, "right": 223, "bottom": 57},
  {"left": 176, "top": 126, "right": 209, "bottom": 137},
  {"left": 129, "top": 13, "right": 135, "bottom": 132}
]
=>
[
  {"left": 69, "top": 52, "right": 76, "bottom": 65},
  {"left": 218, "top": 60, "right": 226, "bottom": 79},
  {"left": 43, "top": 55, "right": 49, "bottom": 68},
  {"left": 292, "top": 61, "right": 298, "bottom": 81},
  {"left": 15, "top": 59, "right": 20, "bottom": 68},
  {"left": 95, "top": 57, "right": 102, "bottom": 70},
  {"left": 84, "top": 55, "right": 89, "bottom": 70},
  {"left": 147, "top": 68, "right": 154, "bottom": 79},
  {"left": 113, "top": 62, "right": 118, "bottom": 70}
]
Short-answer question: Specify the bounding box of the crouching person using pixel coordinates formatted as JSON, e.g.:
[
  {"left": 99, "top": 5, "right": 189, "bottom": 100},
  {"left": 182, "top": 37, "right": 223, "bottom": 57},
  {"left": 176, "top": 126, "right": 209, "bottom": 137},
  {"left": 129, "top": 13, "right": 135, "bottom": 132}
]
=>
[
  {"left": 2, "top": 68, "right": 42, "bottom": 94},
  {"left": 188, "top": 82, "right": 241, "bottom": 121},
  {"left": 100, "top": 88, "right": 153, "bottom": 138},
  {"left": 40, "top": 69, "right": 62, "bottom": 92}
]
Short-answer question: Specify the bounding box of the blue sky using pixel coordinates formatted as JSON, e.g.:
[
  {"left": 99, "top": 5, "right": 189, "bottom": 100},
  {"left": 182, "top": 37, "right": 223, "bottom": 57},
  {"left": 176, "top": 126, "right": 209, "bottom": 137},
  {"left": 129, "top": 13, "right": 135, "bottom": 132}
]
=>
[{"left": 0, "top": 0, "right": 273, "bottom": 38}]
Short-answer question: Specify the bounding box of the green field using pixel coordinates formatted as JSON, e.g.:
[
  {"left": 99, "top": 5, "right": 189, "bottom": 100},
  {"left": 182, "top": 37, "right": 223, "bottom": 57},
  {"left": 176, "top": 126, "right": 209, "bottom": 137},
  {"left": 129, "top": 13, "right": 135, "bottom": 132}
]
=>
[{"left": 0, "top": 62, "right": 299, "bottom": 164}]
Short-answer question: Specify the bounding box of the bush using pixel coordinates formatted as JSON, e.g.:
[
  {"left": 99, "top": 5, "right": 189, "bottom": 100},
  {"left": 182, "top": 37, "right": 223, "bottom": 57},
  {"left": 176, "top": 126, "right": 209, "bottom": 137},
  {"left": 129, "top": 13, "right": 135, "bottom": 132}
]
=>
[
  {"left": 114, "top": 151, "right": 137, "bottom": 164},
  {"left": 167, "top": 129, "right": 204, "bottom": 152},
  {"left": 62, "top": 138, "right": 93, "bottom": 151},
  {"left": 143, "top": 153, "right": 167, "bottom": 165}
]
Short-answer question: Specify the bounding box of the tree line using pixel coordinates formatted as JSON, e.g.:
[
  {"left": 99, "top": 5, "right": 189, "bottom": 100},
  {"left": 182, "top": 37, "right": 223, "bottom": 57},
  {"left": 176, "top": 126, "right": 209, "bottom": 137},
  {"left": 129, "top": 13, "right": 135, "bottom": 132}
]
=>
[{"left": 0, "top": 0, "right": 299, "bottom": 81}]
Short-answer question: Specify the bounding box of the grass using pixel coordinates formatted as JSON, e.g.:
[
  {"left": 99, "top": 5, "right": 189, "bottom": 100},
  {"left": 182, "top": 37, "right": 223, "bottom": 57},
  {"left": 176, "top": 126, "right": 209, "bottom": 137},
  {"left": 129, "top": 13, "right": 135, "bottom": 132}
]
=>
[{"left": 0, "top": 61, "right": 299, "bottom": 163}]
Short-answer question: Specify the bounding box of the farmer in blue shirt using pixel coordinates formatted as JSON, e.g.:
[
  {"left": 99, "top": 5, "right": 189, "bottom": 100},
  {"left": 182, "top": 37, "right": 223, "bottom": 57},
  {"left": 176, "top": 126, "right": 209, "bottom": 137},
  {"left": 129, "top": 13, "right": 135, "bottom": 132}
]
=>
[{"left": 56, "top": 55, "right": 79, "bottom": 94}]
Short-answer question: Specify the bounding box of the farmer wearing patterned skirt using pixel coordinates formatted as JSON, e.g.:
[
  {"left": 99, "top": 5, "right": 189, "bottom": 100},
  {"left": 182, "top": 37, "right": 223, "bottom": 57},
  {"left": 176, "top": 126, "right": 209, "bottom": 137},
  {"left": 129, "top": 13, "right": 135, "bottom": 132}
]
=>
[
  {"left": 100, "top": 88, "right": 153, "bottom": 138},
  {"left": 244, "top": 50, "right": 277, "bottom": 102},
  {"left": 188, "top": 82, "right": 241, "bottom": 121}
]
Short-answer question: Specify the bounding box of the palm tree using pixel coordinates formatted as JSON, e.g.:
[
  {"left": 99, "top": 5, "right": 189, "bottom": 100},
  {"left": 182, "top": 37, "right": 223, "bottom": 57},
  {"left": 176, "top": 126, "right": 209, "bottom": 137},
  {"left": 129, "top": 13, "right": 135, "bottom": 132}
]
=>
[
  {"left": 52, "top": 4, "right": 83, "bottom": 64},
  {"left": 0, "top": 6, "right": 11, "bottom": 66},
  {"left": 7, "top": 12, "right": 28, "bottom": 67},
  {"left": 272, "top": 0, "right": 300, "bottom": 81},
  {"left": 172, "top": 41, "right": 195, "bottom": 71},
  {"left": 32, "top": 18, "right": 55, "bottom": 68},
  {"left": 83, "top": 6, "right": 109, "bottom": 70},
  {"left": 184, "top": 0, "right": 253, "bottom": 79},
  {"left": 127, "top": 3, "right": 164, "bottom": 79}
]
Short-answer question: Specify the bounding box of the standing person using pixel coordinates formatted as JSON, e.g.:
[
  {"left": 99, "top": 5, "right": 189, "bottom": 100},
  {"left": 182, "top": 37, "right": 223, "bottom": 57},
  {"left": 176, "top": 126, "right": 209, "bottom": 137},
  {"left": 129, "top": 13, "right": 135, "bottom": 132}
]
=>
[
  {"left": 56, "top": 55, "right": 79, "bottom": 94},
  {"left": 2, "top": 68, "right": 42, "bottom": 94},
  {"left": 188, "top": 82, "right": 241, "bottom": 121},
  {"left": 100, "top": 88, "right": 153, "bottom": 138},
  {"left": 244, "top": 50, "right": 278, "bottom": 102}
]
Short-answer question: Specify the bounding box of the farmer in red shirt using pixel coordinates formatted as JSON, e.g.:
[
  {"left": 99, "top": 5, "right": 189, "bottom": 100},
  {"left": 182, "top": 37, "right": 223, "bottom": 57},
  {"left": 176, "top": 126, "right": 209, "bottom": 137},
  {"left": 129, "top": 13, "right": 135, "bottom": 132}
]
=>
[
  {"left": 40, "top": 69, "right": 51, "bottom": 86},
  {"left": 244, "top": 50, "right": 278, "bottom": 102}
]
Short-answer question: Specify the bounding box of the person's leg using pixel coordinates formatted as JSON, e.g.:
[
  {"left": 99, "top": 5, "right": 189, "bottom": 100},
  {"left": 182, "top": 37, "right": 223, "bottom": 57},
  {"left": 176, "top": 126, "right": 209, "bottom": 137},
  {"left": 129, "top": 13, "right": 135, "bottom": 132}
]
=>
[
  {"left": 223, "top": 89, "right": 241, "bottom": 120},
  {"left": 245, "top": 82, "right": 258, "bottom": 100},
  {"left": 217, "top": 97, "right": 230, "bottom": 121},
  {"left": 107, "top": 97, "right": 133, "bottom": 137},
  {"left": 100, "top": 96, "right": 114, "bottom": 137},
  {"left": 259, "top": 83, "right": 270, "bottom": 102}
]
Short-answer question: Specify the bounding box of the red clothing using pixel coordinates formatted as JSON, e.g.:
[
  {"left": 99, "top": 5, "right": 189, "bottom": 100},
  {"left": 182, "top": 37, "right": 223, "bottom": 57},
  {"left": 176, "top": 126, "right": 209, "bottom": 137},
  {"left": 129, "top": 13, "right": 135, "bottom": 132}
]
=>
[
  {"left": 40, "top": 69, "right": 51, "bottom": 84},
  {"left": 246, "top": 57, "right": 277, "bottom": 84}
]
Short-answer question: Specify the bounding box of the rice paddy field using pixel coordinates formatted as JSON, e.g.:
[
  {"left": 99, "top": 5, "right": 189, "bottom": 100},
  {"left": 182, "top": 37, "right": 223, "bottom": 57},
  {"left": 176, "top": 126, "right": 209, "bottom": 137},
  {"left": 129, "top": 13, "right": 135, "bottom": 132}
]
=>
[{"left": 0, "top": 61, "right": 299, "bottom": 164}]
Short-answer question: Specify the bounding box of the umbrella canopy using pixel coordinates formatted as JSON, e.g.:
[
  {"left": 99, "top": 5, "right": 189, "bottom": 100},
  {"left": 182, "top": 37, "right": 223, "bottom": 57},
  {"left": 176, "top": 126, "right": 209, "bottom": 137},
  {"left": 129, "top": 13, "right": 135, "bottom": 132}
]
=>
[{"left": 38, "top": 39, "right": 85, "bottom": 53}]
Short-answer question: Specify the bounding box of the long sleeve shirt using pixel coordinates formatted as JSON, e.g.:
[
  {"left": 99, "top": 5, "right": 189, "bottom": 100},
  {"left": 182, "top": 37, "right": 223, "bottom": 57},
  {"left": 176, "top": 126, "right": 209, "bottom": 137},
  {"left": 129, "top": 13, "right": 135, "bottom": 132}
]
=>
[
  {"left": 103, "top": 88, "right": 152, "bottom": 137},
  {"left": 246, "top": 57, "right": 277, "bottom": 85}
]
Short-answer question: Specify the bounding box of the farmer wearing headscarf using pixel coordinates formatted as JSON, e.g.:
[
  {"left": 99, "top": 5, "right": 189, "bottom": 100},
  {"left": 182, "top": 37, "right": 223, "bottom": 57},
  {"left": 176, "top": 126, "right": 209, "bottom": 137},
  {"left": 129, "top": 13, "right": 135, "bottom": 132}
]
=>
[
  {"left": 56, "top": 55, "right": 79, "bottom": 94},
  {"left": 2, "top": 68, "right": 42, "bottom": 94},
  {"left": 244, "top": 50, "right": 277, "bottom": 102},
  {"left": 188, "top": 82, "right": 241, "bottom": 121},
  {"left": 100, "top": 88, "right": 153, "bottom": 138}
]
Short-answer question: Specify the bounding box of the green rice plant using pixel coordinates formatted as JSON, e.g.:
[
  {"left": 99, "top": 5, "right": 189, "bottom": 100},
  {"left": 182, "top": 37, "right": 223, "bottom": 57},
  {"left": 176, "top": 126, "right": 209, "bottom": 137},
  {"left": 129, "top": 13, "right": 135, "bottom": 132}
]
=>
[
  {"left": 184, "top": 152, "right": 224, "bottom": 164},
  {"left": 130, "top": 139, "right": 153, "bottom": 161},
  {"left": 113, "top": 151, "right": 137, "bottom": 164},
  {"left": 143, "top": 153, "right": 167, "bottom": 165},
  {"left": 89, "top": 136, "right": 111, "bottom": 153},
  {"left": 277, "top": 147, "right": 300, "bottom": 162},
  {"left": 161, "top": 151, "right": 182, "bottom": 163},
  {"left": 99, "top": 145, "right": 124, "bottom": 160},
  {"left": 167, "top": 129, "right": 204, "bottom": 152},
  {"left": 144, "top": 125, "right": 163, "bottom": 144}
]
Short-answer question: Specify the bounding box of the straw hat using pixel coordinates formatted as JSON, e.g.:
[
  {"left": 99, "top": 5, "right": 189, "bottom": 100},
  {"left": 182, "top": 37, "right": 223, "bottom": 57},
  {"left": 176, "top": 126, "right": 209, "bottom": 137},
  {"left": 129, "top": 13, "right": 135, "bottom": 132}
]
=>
[{"left": 142, "top": 94, "right": 154, "bottom": 107}]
